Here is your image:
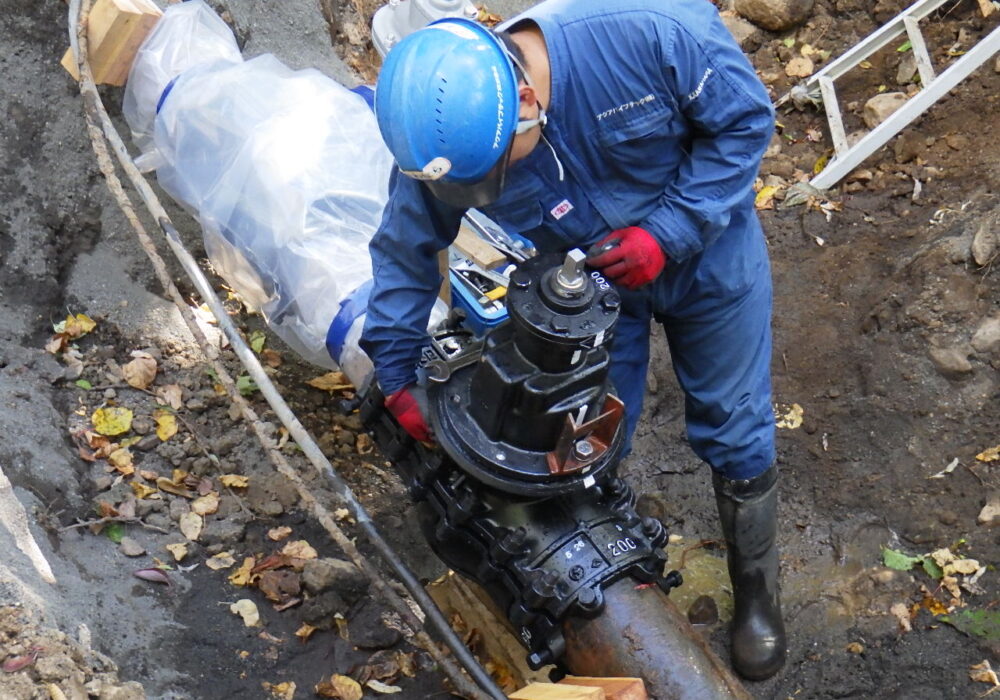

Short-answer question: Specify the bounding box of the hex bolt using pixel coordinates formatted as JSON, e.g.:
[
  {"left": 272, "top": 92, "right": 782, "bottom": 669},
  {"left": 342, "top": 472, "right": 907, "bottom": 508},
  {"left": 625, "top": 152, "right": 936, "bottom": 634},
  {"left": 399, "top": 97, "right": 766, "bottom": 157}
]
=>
[
  {"left": 576, "top": 586, "right": 602, "bottom": 613},
  {"left": 573, "top": 439, "right": 595, "bottom": 460},
  {"left": 549, "top": 317, "right": 570, "bottom": 333},
  {"left": 601, "top": 292, "right": 621, "bottom": 312},
  {"left": 527, "top": 650, "right": 554, "bottom": 670},
  {"left": 511, "top": 272, "right": 532, "bottom": 289},
  {"left": 642, "top": 516, "right": 661, "bottom": 538}
]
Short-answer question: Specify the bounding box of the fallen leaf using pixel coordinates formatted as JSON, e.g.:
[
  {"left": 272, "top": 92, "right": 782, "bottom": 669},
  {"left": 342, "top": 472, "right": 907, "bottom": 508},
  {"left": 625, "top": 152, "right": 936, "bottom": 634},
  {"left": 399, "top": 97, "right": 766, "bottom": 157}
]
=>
[
  {"left": 133, "top": 567, "right": 171, "bottom": 585},
  {"left": 179, "top": 512, "right": 203, "bottom": 541},
  {"left": 268, "top": 526, "right": 293, "bottom": 542},
  {"left": 971, "top": 660, "right": 1000, "bottom": 691},
  {"left": 258, "top": 570, "right": 302, "bottom": 603},
  {"left": 978, "top": 0, "right": 996, "bottom": 17},
  {"left": 785, "top": 56, "right": 814, "bottom": 78},
  {"left": 104, "top": 522, "right": 125, "bottom": 544},
  {"left": 230, "top": 599, "right": 260, "bottom": 627},
  {"left": 220, "top": 474, "right": 249, "bottom": 489},
  {"left": 75, "top": 379, "right": 92, "bottom": 390},
  {"left": 191, "top": 492, "right": 220, "bottom": 516},
  {"left": 281, "top": 540, "right": 318, "bottom": 561},
  {"left": 252, "top": 553, "right": 296, "bottom": 574},
  {"left": 63, "top": 313, "right": 97, "bottom": 339},
  {"left": 154, "top": 410, "right": 178, "bottom": 442},
  {"left": 356, "top": 433, "right": 373, "bottom": 455},
  {"left": 236, "top": 374, "right": 259, "bottom": 396},
  {"left": 334, "top": 508, "right": 355, "bottom": 524},
  {"left": 395, "top": 651, "right": 417, "bottom": 678},
  {"left": 262, "top": 681, "right": 296, "bottom": 700},
  {"left": 155, "top": 384, "right": 184, "bottom": 410},
  {"left": 92, "top": 407, "right": 133, "bottom": 436},
  {"left": 943, "top": 609, "right": 1000, "bottom": 642},
  {"left": 122, "top": 351, "right": 157, "bottom": 390},
  {"left": 108, "top": 448, "right": 134, "bottom": 475},
  {"left": 165, "top": 543, "right": 189, "bottom": 562},
  {"left": 948, "top": 558, "right": 981, "bottom": 576},
  {"left": 295, "top": 623, "right": 317, "bottom": 642},
  {"left": 977, "top": 445, "right": 1000, "bottom": 463},
  {"left": 754, "top": 185, "right": 779, "bottom": 210},
  {"left": 45, "top": 335, "right": 67, "bottom": 354},
  {"left": 845, "top": 641, "right": 864, "bottom": 654},
  {"left": 921, "top": 594, "right": 948, "bottom": 616},
  {"left": 775, "top": 403, "right": 804, "bottom": 429},
  {"left": 316, "top": 675, "right": 363, "bottom": 700},
  {"left": 229, "top": 557, "right": 259, "bottom": 587},
  {"left": 306, "top": 371, "right": 354, "bottom": 393},
  {"left": 890, "top": 602, "right": 912, "bottom": 633},
  {"left": 131, "top": 482, "right": 158, "bottom": 500},
  {"left": 859, "top": 60, "right": 873, "bottom": 69},
  {"left": 273, "top": 597, "right": 302, "bottom": 612},
  {"left": 930, "top": 548, "right": 956, "bottom": 568},
  {"left": 156, "top": 477, "right": 194, "bottom": 499},
  {"left": 206, "top": 552, "right": 236, "bottom": 570},
  {"left": 928, "top": 457, "right": 960, "bottom": 479},
  {"left": 882, "top": 547, "right": 921, "bottom": 572},
  {"left": 2, "top": 649, "right": 40, "bottom": 673},
  {"left": 334, "top": 613, "right": 349, "bottom": 641},
  {"left": 812, "top": 152, "right": 830, "bottom": 175},
  {"left": 261, "top": 349, "right": 282, "bottom": 368},
  {"left": 366, "top": 680, "right": 402, "bottom": 694}
]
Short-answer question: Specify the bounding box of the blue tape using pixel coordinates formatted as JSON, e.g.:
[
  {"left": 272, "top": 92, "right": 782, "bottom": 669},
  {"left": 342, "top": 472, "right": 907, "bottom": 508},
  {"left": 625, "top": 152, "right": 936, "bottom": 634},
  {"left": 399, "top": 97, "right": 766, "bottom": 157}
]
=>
[
  {"left": 326, "top": 279, "right": 373, "bottom": 364},
  {"left": 156, "top": 76, "right": 178, "bottom": 114}
]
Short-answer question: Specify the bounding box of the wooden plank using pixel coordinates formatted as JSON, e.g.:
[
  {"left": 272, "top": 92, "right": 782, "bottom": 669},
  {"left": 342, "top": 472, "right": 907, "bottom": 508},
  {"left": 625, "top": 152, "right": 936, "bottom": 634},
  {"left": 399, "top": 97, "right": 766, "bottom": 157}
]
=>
[
  {"left": 427, "top": 572, "right": 551, "bottom": 693},
  {"left": 509, "top": 682, "right": 606, "bottom": 700},
  {"left": 437, "top": 250, "right": 451, "bottom": 303},
  {"left": 62, "top": 0, "right": 161, "bottom": 86},
  {"left": 559, "top": 677, "right": 647, "bottom": 700},
  {"left": 453, "top": 225, "right": 507, "bottom": 270}
]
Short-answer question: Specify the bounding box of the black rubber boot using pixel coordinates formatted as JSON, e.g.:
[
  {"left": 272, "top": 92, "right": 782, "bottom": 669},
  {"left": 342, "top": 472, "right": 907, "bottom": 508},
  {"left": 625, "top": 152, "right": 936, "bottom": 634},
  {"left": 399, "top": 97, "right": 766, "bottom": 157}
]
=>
[{"left": 714, "top": 465, "right": 786, "bottom": 681}]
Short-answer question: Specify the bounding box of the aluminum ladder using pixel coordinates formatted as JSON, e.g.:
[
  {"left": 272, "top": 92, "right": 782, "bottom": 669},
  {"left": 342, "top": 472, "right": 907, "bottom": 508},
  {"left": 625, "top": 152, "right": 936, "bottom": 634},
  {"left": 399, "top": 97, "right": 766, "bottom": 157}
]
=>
[{"left": 784, "top": 0, "right": 1000, "bottom": 190}]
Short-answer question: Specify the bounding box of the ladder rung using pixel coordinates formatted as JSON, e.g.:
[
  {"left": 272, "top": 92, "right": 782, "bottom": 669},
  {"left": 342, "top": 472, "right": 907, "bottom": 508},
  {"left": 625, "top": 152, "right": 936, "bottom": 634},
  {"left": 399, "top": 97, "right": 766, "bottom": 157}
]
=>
[
  {"left": 817, "top": 76, "right": 849, "bottom": 157},
  {"left": 902, "top": 16, "right": 937, "bottom": 85}
]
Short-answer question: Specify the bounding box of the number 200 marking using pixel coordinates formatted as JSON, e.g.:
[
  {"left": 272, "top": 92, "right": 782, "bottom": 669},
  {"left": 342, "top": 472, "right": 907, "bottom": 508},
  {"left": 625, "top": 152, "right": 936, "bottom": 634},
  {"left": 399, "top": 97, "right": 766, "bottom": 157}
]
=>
[
  {"left": 607, "top": 538, "right": 636, "bottom": 557},
  {"left": 590, "top": 271, "right": 610, "bottom": 291}
]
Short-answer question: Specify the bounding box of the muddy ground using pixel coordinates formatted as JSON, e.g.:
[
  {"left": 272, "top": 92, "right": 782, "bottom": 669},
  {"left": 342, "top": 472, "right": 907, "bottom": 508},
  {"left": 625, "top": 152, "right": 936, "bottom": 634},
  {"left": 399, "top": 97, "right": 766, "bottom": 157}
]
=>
[{"left": 1, "top": 0, "right": 999, "bottom": 698}]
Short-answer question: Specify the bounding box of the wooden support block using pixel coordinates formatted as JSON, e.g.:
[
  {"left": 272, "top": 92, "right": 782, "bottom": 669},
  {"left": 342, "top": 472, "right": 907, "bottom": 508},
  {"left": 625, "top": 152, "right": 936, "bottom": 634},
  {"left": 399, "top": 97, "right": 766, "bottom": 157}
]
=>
[
  {"left": 559, "top": 677, "right": 647, "bottom": 700},
  {"left": 453, "top": 225, "right": 508, "bottom": 270},
  {"left": 437, "top": 249, "right": 451, "bottom": 303},
  {"left": 509, "top": 682, "right": 605, "bottom": 700},
  {"left": 62, "top": 0, "right": 162, "bottom": 86}
]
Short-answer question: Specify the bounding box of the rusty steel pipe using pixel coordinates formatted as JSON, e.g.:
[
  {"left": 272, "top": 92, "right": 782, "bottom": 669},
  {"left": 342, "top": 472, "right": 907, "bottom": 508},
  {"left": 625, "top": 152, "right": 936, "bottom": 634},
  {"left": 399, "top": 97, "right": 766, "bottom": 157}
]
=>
[{"left": 562, "top": 578, "right": 751, "bottom": 700}]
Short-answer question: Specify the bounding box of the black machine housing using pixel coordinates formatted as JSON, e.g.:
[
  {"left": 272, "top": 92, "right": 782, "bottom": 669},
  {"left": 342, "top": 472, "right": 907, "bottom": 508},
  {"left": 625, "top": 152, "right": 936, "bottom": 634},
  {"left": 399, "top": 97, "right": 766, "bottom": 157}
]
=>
[{"left": 361, "top": 251, "right": 681, "bottom": 669}]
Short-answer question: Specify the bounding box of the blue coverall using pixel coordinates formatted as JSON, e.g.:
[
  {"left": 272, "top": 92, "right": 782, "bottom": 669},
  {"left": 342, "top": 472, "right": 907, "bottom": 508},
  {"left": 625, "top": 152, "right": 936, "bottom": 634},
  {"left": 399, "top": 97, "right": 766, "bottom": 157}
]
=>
[{"left": 361, "top": 0, "right": 777, "bottom": 481}]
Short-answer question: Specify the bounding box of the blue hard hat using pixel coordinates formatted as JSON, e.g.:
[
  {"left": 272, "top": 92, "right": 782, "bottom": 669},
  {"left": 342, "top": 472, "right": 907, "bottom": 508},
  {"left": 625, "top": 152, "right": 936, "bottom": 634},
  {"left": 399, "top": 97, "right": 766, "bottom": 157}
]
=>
[{"left": 375, "top": 18, "right": 519, "bottom": 209}]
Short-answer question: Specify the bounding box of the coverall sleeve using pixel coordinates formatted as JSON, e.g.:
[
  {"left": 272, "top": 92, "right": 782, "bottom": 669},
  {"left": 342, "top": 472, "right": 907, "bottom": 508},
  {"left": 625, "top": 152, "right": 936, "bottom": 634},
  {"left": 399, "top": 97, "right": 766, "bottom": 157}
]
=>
[
  {"left": 640, "top": 11, "right": 775, "bottom": 262},
  {"left": 360, "top": 168, "right": 464, "bottom": 395}
]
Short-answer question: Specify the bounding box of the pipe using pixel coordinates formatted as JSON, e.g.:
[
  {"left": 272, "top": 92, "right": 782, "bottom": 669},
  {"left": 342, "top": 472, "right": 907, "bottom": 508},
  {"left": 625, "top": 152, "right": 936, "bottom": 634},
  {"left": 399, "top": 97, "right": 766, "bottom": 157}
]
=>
[{"left": 562, "top": 579, "right": 752, "bottom": 700}]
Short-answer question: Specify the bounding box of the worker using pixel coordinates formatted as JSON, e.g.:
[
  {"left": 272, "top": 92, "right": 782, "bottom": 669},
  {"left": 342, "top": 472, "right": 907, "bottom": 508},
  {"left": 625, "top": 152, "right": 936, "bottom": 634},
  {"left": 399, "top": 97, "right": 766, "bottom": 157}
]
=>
[{"left": 360, "top": 0, "right": 784, "bottom": 681}]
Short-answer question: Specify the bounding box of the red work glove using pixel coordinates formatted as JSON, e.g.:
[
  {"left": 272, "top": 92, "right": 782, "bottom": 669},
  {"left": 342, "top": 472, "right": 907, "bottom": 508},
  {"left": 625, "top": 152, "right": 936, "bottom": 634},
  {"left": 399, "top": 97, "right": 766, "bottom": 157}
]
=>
[
  {"left": 587, "top": 226, "right": 667, "bottom": 290},
  {"left": 385, "top": 385, "right": 432, "bottom": 443}
]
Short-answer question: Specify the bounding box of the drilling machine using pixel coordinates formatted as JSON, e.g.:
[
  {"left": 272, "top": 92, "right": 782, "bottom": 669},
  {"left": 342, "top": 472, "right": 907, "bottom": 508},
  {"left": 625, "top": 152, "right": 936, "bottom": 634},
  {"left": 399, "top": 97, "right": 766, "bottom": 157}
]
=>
[{"left": 362, "top": 250, "right": 749, "bottom": 697}]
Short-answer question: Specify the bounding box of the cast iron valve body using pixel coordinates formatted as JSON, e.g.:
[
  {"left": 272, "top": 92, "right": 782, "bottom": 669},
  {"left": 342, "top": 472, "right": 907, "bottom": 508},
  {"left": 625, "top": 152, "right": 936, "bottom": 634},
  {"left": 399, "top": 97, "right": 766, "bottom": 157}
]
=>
[{"left": 428, "top": 252, "right": 624, "bottom": 497}]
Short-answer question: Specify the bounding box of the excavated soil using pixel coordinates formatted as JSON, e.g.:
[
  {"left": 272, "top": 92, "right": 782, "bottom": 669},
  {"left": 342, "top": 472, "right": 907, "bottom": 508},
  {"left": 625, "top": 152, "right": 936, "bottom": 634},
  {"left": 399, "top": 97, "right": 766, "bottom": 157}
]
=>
[{"left": 1, "top": 0, "right": 998, "bottom": 698}]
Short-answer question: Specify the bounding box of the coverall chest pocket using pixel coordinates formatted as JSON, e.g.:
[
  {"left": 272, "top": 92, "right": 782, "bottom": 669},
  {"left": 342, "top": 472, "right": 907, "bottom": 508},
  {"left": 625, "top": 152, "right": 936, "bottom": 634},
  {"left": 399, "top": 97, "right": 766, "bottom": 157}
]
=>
[{"left": 594, "top": 103, "right": 680, "bottom": 186}]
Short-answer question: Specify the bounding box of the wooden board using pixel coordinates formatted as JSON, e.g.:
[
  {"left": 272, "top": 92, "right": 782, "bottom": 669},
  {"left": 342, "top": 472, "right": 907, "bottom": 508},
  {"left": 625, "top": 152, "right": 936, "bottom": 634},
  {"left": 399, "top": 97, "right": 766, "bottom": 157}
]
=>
[
  {"left": 453, "top": 225, "right": 508, "bottom": 270},
  {"left": 509, "top": 682, "right": 605, "bottom": 700},
  {"left": 559, "top": 677, "right": 647, "bottom": 700},
  {"left": 62, "top": 0, "right": 162, "bottom": 86}
]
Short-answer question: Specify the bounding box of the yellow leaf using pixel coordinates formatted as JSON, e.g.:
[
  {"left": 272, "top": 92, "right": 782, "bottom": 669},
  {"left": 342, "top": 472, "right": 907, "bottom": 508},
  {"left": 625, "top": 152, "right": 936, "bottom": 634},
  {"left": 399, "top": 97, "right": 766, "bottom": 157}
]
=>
[
  {"left": 262, "top": 681, "right": 296, "bottom": 700},
  {"left": 230, "top": 599, "right": 260, "bottom": 627},
  {"left": 813, "top": 152, "right": 830, "bottom": 175},
  {"left": 165, "top": 543, "right": 189, "bottom": 562},
  {"left": 206, "top": 552, "right": 236, "bottom": 570},
  {"left": 179, "top": 512, "right": 203, "bottom": 541},
  {"left": 281, "top": 540, "right": 318, "bottom": 560},
  {"left": 229, "top": 557, "right": 258, "bottom": 587},
  {"left": 845, "top": 641, "right": 864, "bottom": 654},
  {"left": 92, "top": 407, "right": 133, "bottom": 436},
  {"left": 295, "top": 623, "right": 317, "bottom": 642},
  {"left": 220, "top": 474, "right": 249, "bottom": 488},
  {"left": 191, "top": 492, "right": 220, "bottom": 516},
  {"left": 976, "top": 445, "right": 1000, "bottom": 462},
  {"left": 64, "top": 313, "right": 97, "bottom": 339},
  {"left": 122, "top": 351, "right": 157, "bottom": 390},
  {"left": 859, "top": 60, "right": 873, "bottom": 69},
  {"left": 306, "top": 371, "right": 354, "bottom": 393},
  {"left": 267, "top": 526, "right": 293, "bottom": 542},
  {"left": 108, "top": 448, "right": 134, "bottom": 475},
  {"left": 775, "top": 403, "right": 804, "bottom": 429},
  {"left": 316, "top": 675, "right": 363, "bottom": 700},
  {"left": 154, "top": 410, "right": 178, "bottom": 442},
  {"left": 754, "top": 185, "right": 779, "bottom": 210},
  {"left": 156, "top": 477, "right": 194, "bottom": 499},
  {"left": 131, "top": 482, "right": 157, "bottom": 499}
]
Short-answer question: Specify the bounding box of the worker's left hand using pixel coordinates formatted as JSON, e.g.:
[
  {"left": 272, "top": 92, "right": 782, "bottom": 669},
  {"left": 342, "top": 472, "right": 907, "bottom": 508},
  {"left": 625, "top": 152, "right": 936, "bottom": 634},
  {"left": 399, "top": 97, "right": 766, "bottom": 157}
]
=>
[{"left": 586, "top": 227, "right": 667, "bottom": 290}]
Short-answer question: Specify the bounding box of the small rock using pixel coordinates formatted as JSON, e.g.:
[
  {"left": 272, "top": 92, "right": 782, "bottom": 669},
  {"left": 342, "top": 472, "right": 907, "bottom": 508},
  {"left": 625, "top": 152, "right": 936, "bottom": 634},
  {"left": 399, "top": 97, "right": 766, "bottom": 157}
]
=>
[
  {"left": 971, "top": 317, "right": 1000, "bottom": 354},
  {"left": 131, "top": 417, "right": 153, "bottom": 436},
  {"left": 893, "top": 131, "right": 923, "bottom": 163},
  {"left": 761, "top": 155, "right": 796, "bottom": 178},
  {"left": 134, "top": 434, "right": 160, "bottom": 452},
  {"left": 687, "top": 595, "right": 719, "bottom": 625},
  {"left": 145, "top": 513, "right": 172, "bottom": 530},
  {"left": 785, "top": 56, "right": 814, "bottom": 78},
  {"left": 945, "top": 133, "right": 970, "bottom": 151},
  {"left": 302, "top": 558, "right": 369, "bottom": 602},
  {"left": 635, "top": 493, "right": 670, "bottom": 523},
  {"left": 938, "top": 510, "right": 959, "bottom": 527},
  {"left": 764, "top": 133, "right": 782, "bottom": 159},
  {"left": 735, "top": 0, "right": 814, "bottom": 31},
  {"left": 34, "top": 653, "right": 77, "bottom": 682},
  {"left": 971, "top": 220, "right": 998, "bottom": 267},
  {"left": 169, "top": 497, "right": 190, "bottom": 522},
  {"left": 119, "top": 537, "right": 145, "bottom": 557},
  {"left": 928, "top": 345, "right": 973, "bottom": 379},
  {"left": 300, "top": 590, "right": 348, "bottom": 628},
  {"left": 978, "top": 493, "right": 1000, "bottom": 526},
  {"left": 104, "top": 388, "right": 117, "bottom": 400},
  {"left": 896, "top": 52, "right": 917, "bottom": 85},
  {"left": 870, "top": 568, "right": 895, "bottom": 585},
  {"left": 995, "top": 55, "right": 1000, "bottom": 73},
  {"left": 185, "top": 397, "right": 207, "bottom": 412},
  {"left": 863, "top": 93, "right": 908, "bottom": 129},
  {"left": 350, "top": 617, "right": 402, "bottom": 650},
  {"left": 200, "top": 515, "right": 248, "bottom": 547},
  {"left": 212, "top": 434, "right": 239, "bottom": 456}
]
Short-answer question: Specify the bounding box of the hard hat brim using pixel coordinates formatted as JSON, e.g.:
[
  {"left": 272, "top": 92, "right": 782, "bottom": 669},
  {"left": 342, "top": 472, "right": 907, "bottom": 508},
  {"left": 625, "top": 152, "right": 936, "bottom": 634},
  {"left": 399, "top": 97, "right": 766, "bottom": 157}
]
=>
[{"left": 426, "top": 143, "right": 513, "bottom": 210}]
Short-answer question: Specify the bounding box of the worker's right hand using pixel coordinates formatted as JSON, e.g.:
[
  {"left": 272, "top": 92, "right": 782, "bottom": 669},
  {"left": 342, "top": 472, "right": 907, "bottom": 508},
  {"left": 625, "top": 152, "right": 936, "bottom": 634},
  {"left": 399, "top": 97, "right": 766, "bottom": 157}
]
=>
[{"left": 385, "top": 385, "right": 432, "bottom": 443}]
